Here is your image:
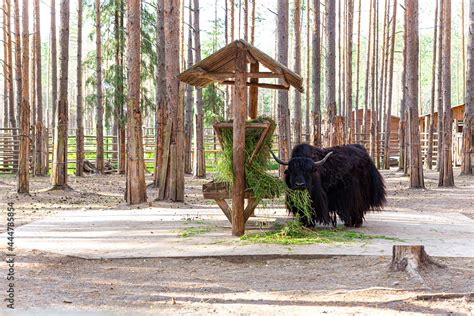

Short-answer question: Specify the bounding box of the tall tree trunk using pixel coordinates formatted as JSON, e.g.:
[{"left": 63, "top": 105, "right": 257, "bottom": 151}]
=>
[
  {"left": 76, "top": 0, "right": 84, "bottom": 176},
  {"left": 305, "top": 0, "right": 310, "bottom": 142},
  {"left": 436, "top": 0, "right": 443, "bottom": 171},
  {"left": 426, "top": 0, "right": 438, "bottom": 170},
  {"left": 370, "top": 0, "right": 377, "bottom": 159},
  {"left": 2, "top": 3, "right": 8, "bottom": 137},
  {"left": 33, "top": 0, "right": 44, "bottom": 176},
  {"left": 278, "top": 0, "right": 291, "bottom": 175},
  {"left": 154, "top": 0, "right": 166, "bottom": 185},
  {"left": 51, "top": 0, "right": 57, "bottom": 130},
  {"left": 398, "top": 0, "right": 407, "bottom": 172},
  {"left": 95, "top": 0, "right": 104, "bottom": 173},
  {"left": 193, "top": 0, "right": 205, "bottom": 178},
  {"left": 461, "top": 0, "right": 474, "bottom": 175},
  {"left": 118, "top": 0, "right": 125, "bottom": 174},
  {"left": 50, "top": 0, "right": 70, "bottom": 190},
  {"left": 439, "top": 0, "right": 454, "bottom": 186},
  {"left": 6, "top": 0, "right": 18, "bottom": 171},
  {"left": 311, "top": 0, "right": 321, "bottom": 147},
  {"left": 17, "top": 0, "right": 30, "bottom": 193},
  {"left": 363, "top": 0, "right": 374, "bottom": 145},
  {"left": 337, "top": 0, "right": 342, "bottom": 117},
  {"left": 243, "top": 0, "right": 248, "bottom": 41},
  {"left": 250, "top": 0, "right": 255, "bottom": 44},
  {"left": 383, "top": 0, "right": 397, "bottom": 170},
  {"left": 184, "top": 0, "right": 194, "bottom": 175},
  {"left": 160, "top": 0, "right": 185, "bottom": 201},
  {"left": 125, "top": 0, "right": 147, "bottom": 204},
  {"left": 326, "top": 0, "right": 337, "bottom": 147},
  {"left": 345, "top": 0, "right": 354, "bottom": 143},
  {"left": 354, "top": 0, "right": 361, "bottom": 143},
  {"left": 293, "top": 0, "right": 302, "bottom": 144},
  {"left": 14, "top": 0, "right": 21, "bottom": 130},
  {"left": 406, "top": 0, "right": 424, "bottom": 188}
]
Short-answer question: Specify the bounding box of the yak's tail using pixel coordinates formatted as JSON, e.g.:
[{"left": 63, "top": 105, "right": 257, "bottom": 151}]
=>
[{"left": 370, "top": 162, "right": 386, "bottom": 209}]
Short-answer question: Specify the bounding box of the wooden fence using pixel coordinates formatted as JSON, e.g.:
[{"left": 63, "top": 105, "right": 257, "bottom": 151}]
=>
[{"left": 0, "top": 126, "right": 463, "bottom": 174}]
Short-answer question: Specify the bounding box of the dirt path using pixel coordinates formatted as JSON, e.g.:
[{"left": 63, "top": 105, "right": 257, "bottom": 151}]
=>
[
  {"left": 0, "top": 169, "right": 473, "bottom": 313},
  {"left": 1, "top": 249, "right": 472, "bottom": 314}
]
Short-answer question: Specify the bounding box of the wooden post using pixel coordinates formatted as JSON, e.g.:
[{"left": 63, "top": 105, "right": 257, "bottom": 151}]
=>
[
  {"left": 249, "top": 62, "right": 259, "bottom": 119},
  {"left": 232, "top": 47, "right": 247, "bottom": 236}
]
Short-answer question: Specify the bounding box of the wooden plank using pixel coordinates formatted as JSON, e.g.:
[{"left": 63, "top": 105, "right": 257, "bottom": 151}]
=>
[
  {"left": 169, "top": 144, "right": 177, "bottom": 201},
  {"left": 158, "top": 118, "right": 172, "bottom": 200},
  {"left": 249, "top": 62, "right": 259, "bottom": 119},
  {"left": 222, "top": 80, "right": 290, "bottom": 91},
  {"left": 247, "top": 121, "right": 271, "bottom": 167},
  {"left": 176, "top": 82, "right": 186, "bottom": 201},
  {"left": 231, "top": 48, "right": 247, "bottom": 236},
  {"left": 244, "top": 197, "right": 259, "bottom": 222},
  {"left": 215, "top": 199, "right": 232, "bottom": 223}
]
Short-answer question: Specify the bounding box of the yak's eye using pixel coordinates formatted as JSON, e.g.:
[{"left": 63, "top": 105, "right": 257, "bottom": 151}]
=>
[{"left": 284, "top": 169, "right": 289, "bottom": 175}]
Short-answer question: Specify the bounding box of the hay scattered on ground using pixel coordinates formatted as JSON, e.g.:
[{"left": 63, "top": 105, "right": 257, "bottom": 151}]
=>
[{"left": 241, "top": 220, "right": 404, "bottom": 245}]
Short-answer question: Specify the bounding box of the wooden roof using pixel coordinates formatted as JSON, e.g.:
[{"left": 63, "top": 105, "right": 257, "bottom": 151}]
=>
[{"left": 177, "top": 40, "right": 304, "bottom": 93}]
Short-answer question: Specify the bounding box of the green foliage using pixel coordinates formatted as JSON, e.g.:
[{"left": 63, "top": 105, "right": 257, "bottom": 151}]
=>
[
  {"left": 241, "top": 219, "right": 404, "bottom": 245},
  {"left": 202, "top": 84, "right": 225, "bottom": 125},
  {"left": 215, "top": 117, "right": 284, "bottom": 204}
]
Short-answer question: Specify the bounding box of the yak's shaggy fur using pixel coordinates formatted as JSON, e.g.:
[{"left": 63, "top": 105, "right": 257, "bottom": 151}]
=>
[{"left": 283, "top": 143, "right": 386, "bottom": 227}]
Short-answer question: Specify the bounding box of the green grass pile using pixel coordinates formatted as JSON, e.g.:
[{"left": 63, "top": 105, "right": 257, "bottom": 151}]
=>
[
  {"left": 240, "top": 219, "right": 403, "bottom": 245},
  {"left": 215, "top": 117, "right": 284, "bottom": 204}
]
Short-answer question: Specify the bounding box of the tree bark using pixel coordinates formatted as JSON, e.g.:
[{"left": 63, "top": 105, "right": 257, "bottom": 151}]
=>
[
  {"left": 160, "top": 0, "right": 185, "bottom": 201},
  {"left": 426, "top": 0, "right": 439, "bottom": 170},
  {"left": 437, "top": 0, "right": 444, "bottom": 172},
  {"left": 406, "top": 0, "right": 424, "bottom": 188},
  {"left": 193, "top": 0, "right": 205, "bottom": 178},
  {"left": 13, "top": 0, "right": 21, "bottom": 130},
  {"left": 33, "top": 0, "right": 44, "bottom": 176},
  {"left": 184, "top": 0, "right": 194, "bottom": 175},
  {"left": 154, "top": 0, "right": 166, "bottom": 186},
  {"left": 326, "top": 0, "right": 337, "bottom": 147},
  {"left": 305, "top": 0, "right": 310, "bottom": 143},
  {"left": 461, "top": 0, "right": 474, "bottom": 175},
  {"left": 383, "top": 0, "right": 397, "bottom": 169},
  {"left": 17, "top": 0, "right": 30, "bottom": 193},
  {"left": 439, "top": 0, "right": 454, "bottom": 187},
  {"left": 51, "top": 0, "right": 57, "bottom": 130},
  {"left": 278, "top": 0, "right": 291, "bottom": 175},
  {"left": 311, "top": 0, "right": 321, "bottom": 147},
  {"left": 6, "top": 0, "right": 18, "bottom": 171},
  {"left": 95, "top": 0, "right": 104, "bottom": 174},
  {"left": 76, "top": 0, "right": 84, "bottom": 176},
  {"left": 370, "top": 0, "right": 377, "bottom": 159},
  {"left": 363, "top": 0, "right": 373, "bottom": 145},
  {"left": 232, "top": 48, "right": 247, "bottom": 236},
  {"left": 125, "top": 0, "right": 147, "bottom": 204},
  {"left": 354, "top": 0, "right": 361, "bottom": 144},
  {"left": 50, "top": 0, "right": 70, "bottom": 190},
  {"left": 345, "top": 0, "right": 354, "bottom": 143},
  {"left": 293, "top": 0, "right": 302, "bottom": 144}
]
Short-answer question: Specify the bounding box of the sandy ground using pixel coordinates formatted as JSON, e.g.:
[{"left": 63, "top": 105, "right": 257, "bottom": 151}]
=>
[{"left": 0, "top": 169, "right": 473, "bottom": 314}]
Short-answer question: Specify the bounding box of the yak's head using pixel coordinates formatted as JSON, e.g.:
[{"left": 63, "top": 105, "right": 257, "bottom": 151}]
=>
[{"left": 271, "top": 151, "right": 333, "bottom": 191}]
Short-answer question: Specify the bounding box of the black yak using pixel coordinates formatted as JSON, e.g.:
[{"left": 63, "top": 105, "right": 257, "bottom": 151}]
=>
[{"left": 271, "top": 143, "right": 386, "bottom": 227}]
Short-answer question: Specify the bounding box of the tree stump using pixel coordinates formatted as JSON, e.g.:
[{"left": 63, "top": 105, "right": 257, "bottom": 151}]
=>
[{"left": 390, "top": 245, "right": 445, "bottom": 274}]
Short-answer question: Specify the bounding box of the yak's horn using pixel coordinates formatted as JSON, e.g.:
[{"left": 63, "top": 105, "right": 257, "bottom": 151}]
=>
[
  {"left": 314, "top": 151, "right": 334, "bottom": 166},
  {"left": 270, "top": 150, "right": 289, "bottom": 165}
]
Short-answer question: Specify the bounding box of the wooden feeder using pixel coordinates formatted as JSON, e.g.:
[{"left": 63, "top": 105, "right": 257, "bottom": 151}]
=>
[{"left": 177, "top": 40, "right": 303, "bottom": 236}]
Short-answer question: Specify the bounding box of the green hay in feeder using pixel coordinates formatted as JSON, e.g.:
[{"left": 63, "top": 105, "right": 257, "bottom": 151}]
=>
[{"left": 215, "top": 117, "right": 284, "bottom": 204}]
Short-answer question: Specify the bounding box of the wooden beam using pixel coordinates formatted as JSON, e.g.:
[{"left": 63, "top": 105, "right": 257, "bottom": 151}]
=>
[
  {"left": 187, "top": 71, "right": 284, "bottom": 81},
  {"left": 249, "top": 62, "right": 259, "bottom": 119},
  {"left": 222, "top": 81, "right": 289, "bottom": 91},
  {"left": 232, "top": 48, "right": 247, "bottom": 237}
]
